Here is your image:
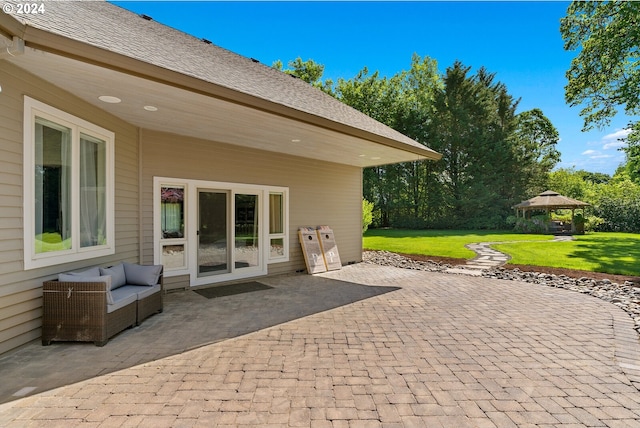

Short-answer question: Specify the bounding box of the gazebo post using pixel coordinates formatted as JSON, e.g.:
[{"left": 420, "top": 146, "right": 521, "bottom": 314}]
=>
[{"left": 546, "top": 208, "right": 550, "bottom": 233}]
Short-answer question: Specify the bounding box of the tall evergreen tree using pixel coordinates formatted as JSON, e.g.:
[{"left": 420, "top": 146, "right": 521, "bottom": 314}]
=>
[{"left": 426, "top": 62, "right": 522, "bottom": 228}]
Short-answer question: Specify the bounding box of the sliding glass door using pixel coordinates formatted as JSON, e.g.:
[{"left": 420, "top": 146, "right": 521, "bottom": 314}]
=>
[
  {"left": 197, "top": 190, "right": 261, "bottom": 278},
  {"left": 198, "top": 190, "right": 229, "bottom": 277},
  {"left": 234, "top": 193, "right": 259, "bottom": 270},
  {"left": 156, "top": 178, "right": 286, "bottom": 286}
]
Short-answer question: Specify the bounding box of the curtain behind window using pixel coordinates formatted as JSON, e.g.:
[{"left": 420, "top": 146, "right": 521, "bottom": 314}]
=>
[{"left": 79, "top": 133, "right": 107, "bottom": 247}]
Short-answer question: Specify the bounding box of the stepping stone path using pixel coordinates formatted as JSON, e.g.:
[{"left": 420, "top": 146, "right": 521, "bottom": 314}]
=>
[{"left": 446, "top": 235, "right": 575, "bottom": 276}]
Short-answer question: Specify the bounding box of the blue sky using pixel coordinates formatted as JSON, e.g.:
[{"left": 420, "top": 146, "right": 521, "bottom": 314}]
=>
[{"left": 113, "top": 1, "right": 634, "bottom": 175}]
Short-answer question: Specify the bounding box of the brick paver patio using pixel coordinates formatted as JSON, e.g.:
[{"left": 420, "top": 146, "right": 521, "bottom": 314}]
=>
[{"left": 1, "top": 264, "right": 640, "bottom": 427}]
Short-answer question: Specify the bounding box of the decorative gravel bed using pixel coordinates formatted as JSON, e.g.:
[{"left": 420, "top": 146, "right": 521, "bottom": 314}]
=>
[{"left": 364, "top": 250, "right": 640, "bottom": 334}]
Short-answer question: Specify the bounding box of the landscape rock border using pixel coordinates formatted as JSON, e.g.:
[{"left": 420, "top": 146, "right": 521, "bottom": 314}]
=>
[{"left": 364, "top": 250, "right": 640, "bottom": 334}]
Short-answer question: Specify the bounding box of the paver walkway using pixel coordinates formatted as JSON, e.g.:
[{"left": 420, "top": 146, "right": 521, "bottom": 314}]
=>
[{"left": 1, "top": 264, "right": 640, "bottom": 427}]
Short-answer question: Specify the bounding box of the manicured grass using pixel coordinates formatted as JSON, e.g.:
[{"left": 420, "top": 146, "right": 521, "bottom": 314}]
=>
[
  {"left": 364, "top": 229, "right": 640, "bottom": 276},
  {"left": 493, "top": 232, "right": 640, "bottom": 276},
  {"left": 363, "top": 229, "right": 553, "bottom": 259}
]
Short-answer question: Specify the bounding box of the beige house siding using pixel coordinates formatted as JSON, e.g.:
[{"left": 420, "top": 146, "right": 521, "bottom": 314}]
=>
[
  {"left": 0, "top": 62, "right": 140, "bottom": 355},
  {"left": 0, "top": 62, "right": 367, "bottom": 355},
  {"left": 140, "top": 129, "right": 363, "bottom": 283}
]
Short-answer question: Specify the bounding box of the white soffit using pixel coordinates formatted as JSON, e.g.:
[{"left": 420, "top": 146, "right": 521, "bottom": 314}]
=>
[{"left": 9, "top": 48, "right": 429, "bottom": 167}]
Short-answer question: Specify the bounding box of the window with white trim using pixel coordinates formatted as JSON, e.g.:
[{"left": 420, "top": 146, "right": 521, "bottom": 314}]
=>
[
  {"left": 159, "top": 184, "right": 187, "bottom": 271},
  {"left": 268, "top": 191, "right": 289, "bottom": 262},
  {"left": 23, "top": 97, "right": 115, "bottom": 269}
]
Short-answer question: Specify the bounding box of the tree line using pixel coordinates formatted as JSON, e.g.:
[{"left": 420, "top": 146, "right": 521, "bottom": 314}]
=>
[
  {"left": 276, "top": 56, "right": 561, "bottom": 229},
  {"left": 548, "top": 168, "right": 640, "bottom": 233}
]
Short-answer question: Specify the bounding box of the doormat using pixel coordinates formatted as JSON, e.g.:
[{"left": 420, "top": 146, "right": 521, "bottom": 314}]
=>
[{"left": 193, "top": 282, "right": 273, "bottom": 299}]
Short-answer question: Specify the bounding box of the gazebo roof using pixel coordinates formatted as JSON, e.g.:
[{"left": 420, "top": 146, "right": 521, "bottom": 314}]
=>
[{"left": 513, "top": 190, "right": 590, "bottom": 210}]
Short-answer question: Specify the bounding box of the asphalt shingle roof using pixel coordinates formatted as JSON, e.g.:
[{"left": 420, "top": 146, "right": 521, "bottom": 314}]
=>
[{"left": 9, "top": 1, "right": 438, "bottom": 157}]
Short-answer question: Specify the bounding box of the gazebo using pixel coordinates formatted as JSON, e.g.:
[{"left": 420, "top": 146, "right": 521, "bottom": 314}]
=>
[{"left": 513, "top": 190, "right": 590, "bottom": 234}]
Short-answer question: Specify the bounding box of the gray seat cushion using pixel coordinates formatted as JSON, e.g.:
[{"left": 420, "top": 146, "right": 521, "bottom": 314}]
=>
[
  {"left": 107, "top": 287, "right": 138, "bottom": 312},
  {"left": 114, "top": 285, "right": 160, "bottom": 300}
]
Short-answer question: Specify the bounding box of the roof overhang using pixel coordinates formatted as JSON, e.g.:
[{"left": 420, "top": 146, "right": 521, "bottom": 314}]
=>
[
  {"left": 514, "top": 204, "right": 590, "bottom": 211},
  {"left": 0, "top": 17, "right": 441, "bottom": 168},
  {"left": 513, "top": 191, "right": 590, "bottom": 211}
]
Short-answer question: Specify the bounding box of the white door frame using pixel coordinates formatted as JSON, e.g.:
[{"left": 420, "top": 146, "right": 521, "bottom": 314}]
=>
[{"left": 154, "top": 177, "right": 272, "bottom": 286}]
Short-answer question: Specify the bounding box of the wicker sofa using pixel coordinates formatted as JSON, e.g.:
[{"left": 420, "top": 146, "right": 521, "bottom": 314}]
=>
[{"left": 42, "top": 262, "right": 163, "bottom": 346}]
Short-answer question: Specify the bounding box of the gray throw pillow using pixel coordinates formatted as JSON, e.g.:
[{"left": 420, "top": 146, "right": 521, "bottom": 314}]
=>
[
  {"left": 123, "top": 262, "right": 162, "bottom": 286},
  {"left": 99, "top": 264, "right": 127, "bottom": 290}
]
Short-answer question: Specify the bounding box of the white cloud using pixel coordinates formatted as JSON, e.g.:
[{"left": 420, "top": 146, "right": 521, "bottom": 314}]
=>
[
  {"left": 600, "top": 128, "right": 631, "bottom": 150},
  {"left": 603, "top": 141, "right": 626, "bottom": 150},
  {"left": 580, "top": 149, "right": 612, "bottom": 160},
  {"left": 603, "top": 128, "right": 632, "bottom": 142},
  {"left": 564, "top": 127, "right": 631, "bottom": 175}
]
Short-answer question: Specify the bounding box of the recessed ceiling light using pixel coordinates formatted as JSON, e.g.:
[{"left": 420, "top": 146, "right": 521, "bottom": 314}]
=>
[
  {"left": 371, "top": 156, "right": 381, "bottom": 160},
  {"left": 291, "top": 139, "right": 301, "bottom": 143},
  {"left": 98, "top": 95, "right": 121, "bottom": 104},
  {"left": 143, "top": 105, "right": 158, "bottom": 112},
  {"left": 359, "top": 154, "right": 366, "bottom": 157}
]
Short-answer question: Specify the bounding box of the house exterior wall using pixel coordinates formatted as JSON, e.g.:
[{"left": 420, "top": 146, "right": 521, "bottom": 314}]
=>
[
  {"left": 140, "top": 129, "right": 363, "bottom": 284},
  {"left": 0, "top": 62, "right": 140, "bottom": 355},
  {"left": 0, "top": 62, "right": 365, "bottom": 355}
]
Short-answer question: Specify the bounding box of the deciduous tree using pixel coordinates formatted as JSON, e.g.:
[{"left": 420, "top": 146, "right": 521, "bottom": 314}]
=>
[
  {"left": 272, "top": 57, "right": 333, "bottom": 93},
  {"left": 335, "top": 55, "right": 441, "bottom": 227},
  {"left": 511, "top": 108, "right": 561, "bottom": 195},
  {"left": 561, "top": 1, "right": 640, "bottom": 130}
]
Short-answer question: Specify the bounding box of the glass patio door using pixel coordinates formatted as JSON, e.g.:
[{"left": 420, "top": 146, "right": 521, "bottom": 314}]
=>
[
  {"left": 197, "top": 190, "right": 229, "bottom": 277},
  {"left": 234, "top": 193, "right": 259, "bottom": 271},
  {"left": 197, "top": 189, "right": 262, "bottom": 279}
]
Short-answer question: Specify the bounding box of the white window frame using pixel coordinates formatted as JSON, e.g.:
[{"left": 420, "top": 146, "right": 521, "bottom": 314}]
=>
[
  {"left": 156, "top": 181, "right": 189, "bottom": 275},
  {"left": 268, "top": 190, "right": 289, "bottom": 262},
  {"left": 23, "top": 96, "right": 115, "bottom": 270}
]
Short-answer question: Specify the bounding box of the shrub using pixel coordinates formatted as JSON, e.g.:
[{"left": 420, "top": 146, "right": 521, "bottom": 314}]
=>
[
  {"left": 362, "top": 199, "right": 374, "bottom": 233},
  {"left": 584, "top": 215, "right": 605, "bottom": 232},
  {"left": 464, "top": 215, "right": 507, "bottom": 230},
  {"left": 394, "top": 215, "right": 429, "bottom": 229},
  {"left": 593, "top": 197, "right": 640, "bottom": 232},
  {"left": 514, "top": 215, "right": 547, "bottom": 234}
]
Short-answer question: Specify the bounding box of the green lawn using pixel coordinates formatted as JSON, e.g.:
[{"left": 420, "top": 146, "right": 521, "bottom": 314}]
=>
[
  {"left": 363, "top": 229, "right": 640, "bottom": 276},
  {"left": 493, "top": 232, "right": 640, "bottom": 276},
  {"left": 363, "top": 229, "right": 553, "bottom": 259}
]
